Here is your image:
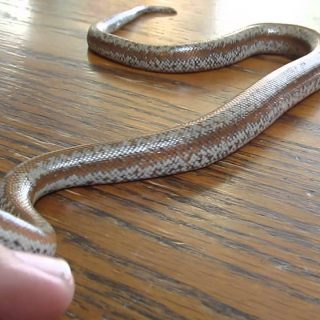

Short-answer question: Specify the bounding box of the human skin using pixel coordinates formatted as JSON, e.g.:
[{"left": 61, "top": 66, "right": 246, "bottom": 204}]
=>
[{"left": 0, "top": 245, "right": 74, "bottom": 320}]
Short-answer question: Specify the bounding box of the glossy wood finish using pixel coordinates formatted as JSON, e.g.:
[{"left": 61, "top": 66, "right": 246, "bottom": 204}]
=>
[{"left": 0, "top": 0, "right": 320, "bottom": 319}]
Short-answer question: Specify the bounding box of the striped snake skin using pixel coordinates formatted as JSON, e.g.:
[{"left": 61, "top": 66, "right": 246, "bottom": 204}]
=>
[{"left": 1, "top": 5, "right": 320, "bottom": 255}]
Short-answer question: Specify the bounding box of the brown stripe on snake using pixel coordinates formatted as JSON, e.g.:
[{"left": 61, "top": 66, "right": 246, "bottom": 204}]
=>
[{"left": 0, "top": 5, "right": 320, "bottom": 255}]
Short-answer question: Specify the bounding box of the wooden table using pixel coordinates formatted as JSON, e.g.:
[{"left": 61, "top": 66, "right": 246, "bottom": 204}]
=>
[{"left": 1, "top": 0, "right": 320, "bottom": 319}]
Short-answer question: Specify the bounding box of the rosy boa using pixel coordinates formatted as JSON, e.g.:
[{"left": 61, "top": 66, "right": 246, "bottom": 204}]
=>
[{"left": 0, "top": 5, "right": 320, "bottom": 255}]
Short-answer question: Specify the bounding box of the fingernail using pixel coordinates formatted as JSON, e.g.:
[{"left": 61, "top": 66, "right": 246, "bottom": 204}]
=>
[{"left": 13, "top": 251, "right": 74, "bottom": 285}]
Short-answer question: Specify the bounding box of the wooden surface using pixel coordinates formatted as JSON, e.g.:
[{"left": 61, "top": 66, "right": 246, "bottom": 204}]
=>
[{"left": 1, "top": 0, "right": 320, "bottom": 319}]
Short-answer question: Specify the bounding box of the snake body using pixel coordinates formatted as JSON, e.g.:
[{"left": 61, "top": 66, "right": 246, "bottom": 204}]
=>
[{"left": 1, "top": 5, "right": 320, "bottom": 255}]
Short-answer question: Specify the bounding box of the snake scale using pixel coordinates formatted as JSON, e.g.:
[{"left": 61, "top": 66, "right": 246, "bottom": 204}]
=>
[{"left": 0, "top": 5, "right": 320, "bottom": 255}]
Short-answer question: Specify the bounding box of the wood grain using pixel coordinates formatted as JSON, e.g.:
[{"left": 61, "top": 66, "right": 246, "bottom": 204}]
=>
[{"left": 0, "top": 0, "right": 320, "bottom": 319}]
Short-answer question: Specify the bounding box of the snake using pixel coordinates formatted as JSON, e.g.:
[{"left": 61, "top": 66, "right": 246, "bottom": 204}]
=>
[{"left": 0, "top": 5, "right": 320, "bottom": 255}]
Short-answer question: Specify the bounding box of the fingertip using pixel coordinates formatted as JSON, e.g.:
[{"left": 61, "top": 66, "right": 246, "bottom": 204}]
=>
[{"left": 0, "top": 245, "right": 74, "bottom": 320}]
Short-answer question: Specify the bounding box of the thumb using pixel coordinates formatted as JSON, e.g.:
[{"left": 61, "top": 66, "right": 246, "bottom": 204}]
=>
[{"left": 0, "top": 245, "right": 74, "bottom": 320}]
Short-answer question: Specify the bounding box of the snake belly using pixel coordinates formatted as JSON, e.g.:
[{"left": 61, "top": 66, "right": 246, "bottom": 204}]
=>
[{"left": 0, "top": 5, "right": 320, "bottom": 255}]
